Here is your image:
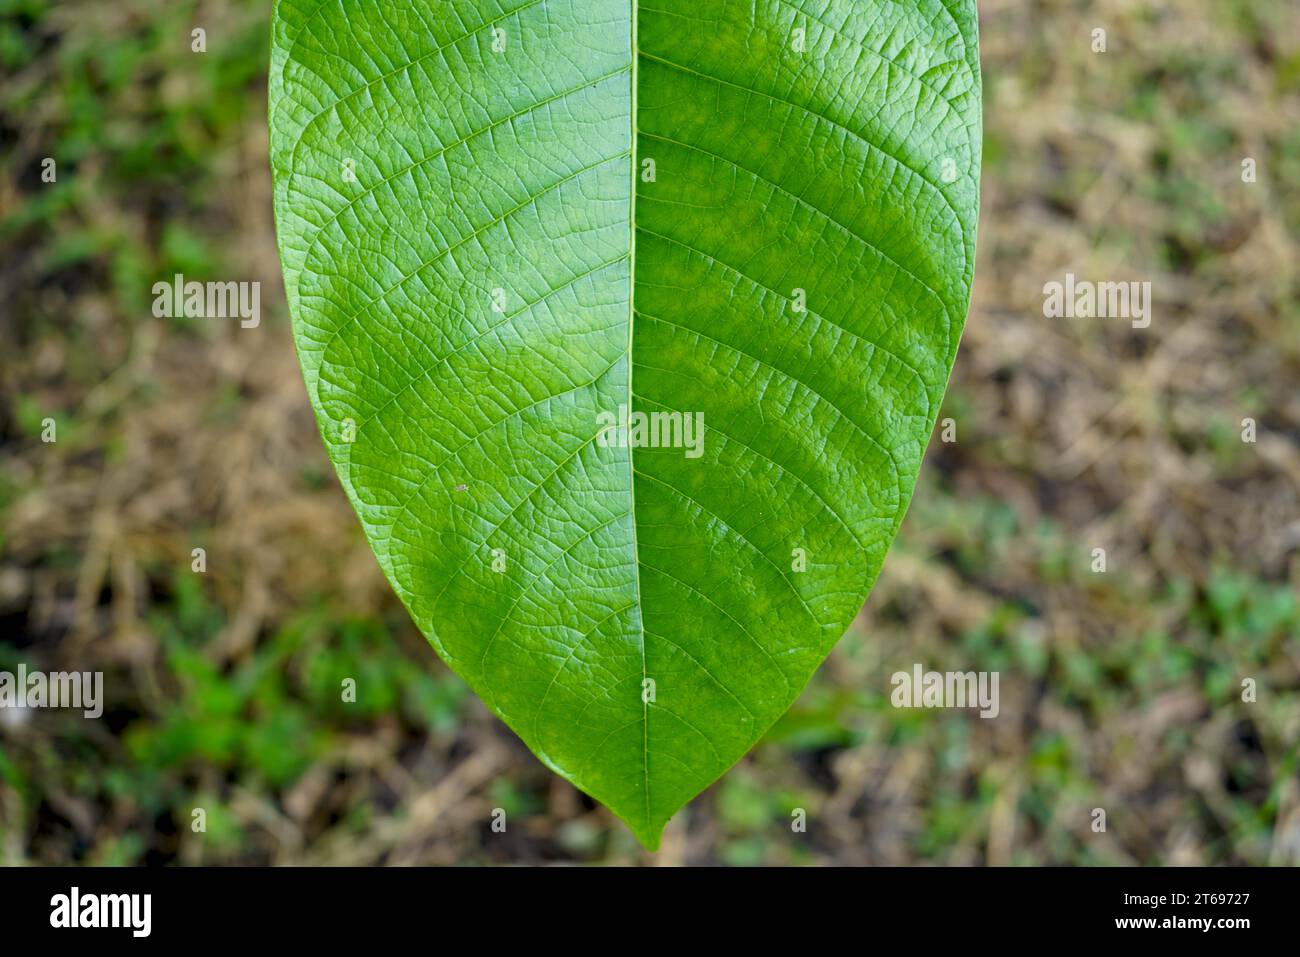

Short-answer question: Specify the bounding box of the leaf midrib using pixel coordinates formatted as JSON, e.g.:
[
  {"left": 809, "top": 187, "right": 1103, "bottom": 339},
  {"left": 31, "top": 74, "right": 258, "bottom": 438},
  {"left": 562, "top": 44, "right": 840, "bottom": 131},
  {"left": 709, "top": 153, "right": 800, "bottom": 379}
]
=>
[{"left": 626, "top": 0, "right": 652, "bottom": 835}]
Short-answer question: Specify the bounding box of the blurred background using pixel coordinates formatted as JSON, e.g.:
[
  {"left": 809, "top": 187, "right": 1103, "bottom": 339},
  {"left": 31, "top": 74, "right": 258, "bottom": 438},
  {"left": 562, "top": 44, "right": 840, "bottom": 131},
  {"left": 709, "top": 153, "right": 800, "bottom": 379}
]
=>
[{"left": 1, "top": 0, "right": 1298, "bottom": 865}]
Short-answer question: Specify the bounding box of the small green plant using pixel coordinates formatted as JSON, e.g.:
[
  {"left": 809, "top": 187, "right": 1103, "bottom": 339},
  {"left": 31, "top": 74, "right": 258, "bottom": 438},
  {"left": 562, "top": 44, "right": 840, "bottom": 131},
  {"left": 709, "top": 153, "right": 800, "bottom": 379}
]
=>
[{"left": 269, "top": 0, "right": 981, "bottom": 847}]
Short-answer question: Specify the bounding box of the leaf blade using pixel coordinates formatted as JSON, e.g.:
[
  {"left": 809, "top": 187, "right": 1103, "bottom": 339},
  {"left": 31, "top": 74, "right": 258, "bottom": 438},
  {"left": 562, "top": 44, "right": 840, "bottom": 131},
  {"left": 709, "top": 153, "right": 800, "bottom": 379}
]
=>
[{"left": 270, "top": 0, "right": 980, "bottom": 848}]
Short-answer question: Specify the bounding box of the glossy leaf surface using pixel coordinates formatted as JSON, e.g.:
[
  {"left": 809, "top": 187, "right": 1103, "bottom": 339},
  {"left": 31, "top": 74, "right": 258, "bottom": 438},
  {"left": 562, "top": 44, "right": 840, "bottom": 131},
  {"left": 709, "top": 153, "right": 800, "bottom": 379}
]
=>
[{"left": 270, "top": 0, "right": 981, "bottom": 847}]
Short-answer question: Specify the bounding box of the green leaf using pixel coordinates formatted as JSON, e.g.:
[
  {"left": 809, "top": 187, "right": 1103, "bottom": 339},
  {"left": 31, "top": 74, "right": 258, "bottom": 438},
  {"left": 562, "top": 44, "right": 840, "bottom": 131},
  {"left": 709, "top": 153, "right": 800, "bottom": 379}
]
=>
[{"left": 269, "top": 0, "right": 981, "bottom": 849}]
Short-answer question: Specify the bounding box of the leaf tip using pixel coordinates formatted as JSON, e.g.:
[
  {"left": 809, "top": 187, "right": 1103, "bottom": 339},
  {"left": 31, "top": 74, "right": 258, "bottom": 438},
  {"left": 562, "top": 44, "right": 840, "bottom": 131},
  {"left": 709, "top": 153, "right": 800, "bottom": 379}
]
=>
[{"left": 628, "top": 820, "right": 664, "bottom": 852}]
